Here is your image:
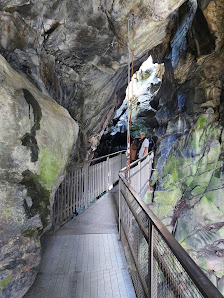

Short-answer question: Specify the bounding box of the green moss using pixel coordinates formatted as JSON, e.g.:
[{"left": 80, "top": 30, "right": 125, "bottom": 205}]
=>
[
  {"left": 39, "top": 148, "right": 64, "bottom": 189},
  {"left": 221, "top": 130, "right": 224, "bottom": 143},
  {"left": 192, "top": 129, "right": 204, "bottom": 154},
  {"left": 152, "top": 188, "right": 181, "bottom": 218},
  {"left": 150, "top": 170, "right": 158, "bottom": 186},
  {"left": 21, "top": 170, "right": 50, "bottom": 230},
  {"left": 197, "top": 159, "right": 216, "bottom": 175},
  {"left": 191, "top": 186, "right": 206, "bottom": 195},
  {"left": 185, "top": 177, "right": 194, "bottom": 187},
  {"left": 22, "top": 228, "right": 39, "bottom": 238},
  {"left": 164, "top": 155, "right": 177, "bottom": 174},
  {"left": 191, "top": 164, "right": 197, "bottom": 175},
  {"left": 197, "top": 115, "right": 207, "bottom": 128},
  {"left": 180, "top": 241, "right": 188, "bottom": 249},
  {"left": 218, "top": 227, "right": 224, "bottom": 238},
  {"left": 0, "top": 275, "right": 11, "bottom": 290},
  {"left": 143, "top": 191, "right": 153, "bottom": 204},
  {"left": 171, "top": 168, "right": 178, "bottom": 183},
  {"left": 163, "top": 155, "right": 193, "bottom": 181},
  {"left": 2, "top": 208, "right": 11, "bottom": 220},
  {"left": 198, "top": 196, "right": 223, "bottom": 222}
]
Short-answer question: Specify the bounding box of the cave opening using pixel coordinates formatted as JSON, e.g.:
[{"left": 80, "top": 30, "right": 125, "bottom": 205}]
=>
[{"left": 95, "top": 55, "right": 164, "bottom": 157}]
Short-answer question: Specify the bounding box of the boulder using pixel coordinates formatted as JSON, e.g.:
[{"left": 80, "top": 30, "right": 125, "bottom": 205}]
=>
[{"left": 0, "top": 55, "right": 78, "bottom": 298}]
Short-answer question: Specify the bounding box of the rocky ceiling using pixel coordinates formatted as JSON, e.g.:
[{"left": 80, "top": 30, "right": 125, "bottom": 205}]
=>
[{"left": 0, "top": 0, "right": 186, "bottom": 163}]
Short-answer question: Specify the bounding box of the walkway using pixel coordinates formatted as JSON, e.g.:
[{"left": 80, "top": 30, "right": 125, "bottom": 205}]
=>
[{"left": 24, "top": 189, "right": 136, "bottom": 298}]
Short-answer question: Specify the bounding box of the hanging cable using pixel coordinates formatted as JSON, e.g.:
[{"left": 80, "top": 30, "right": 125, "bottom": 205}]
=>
[
  {"left": 126, "top": 14, "right": 135, "bottom": 183},
  {"left": 126, "top": 15, "right": 131, "bottom": 182}
]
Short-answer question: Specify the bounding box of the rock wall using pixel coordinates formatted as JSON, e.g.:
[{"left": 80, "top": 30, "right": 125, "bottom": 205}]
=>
[
  {"left": 0, "top": 55, "right": 78, "bottom": 297},
  {"left": 0, "top": 1, "right": 191, "bottom": 296},
  {"left": 1, "top": 0, "right": 224, "bottom": 295},
  {"left": 143, "top": 0, "right": 224, "bottom": 292},
  {"left": 0, "top": 0, "right": 186, "bottom": 163}
]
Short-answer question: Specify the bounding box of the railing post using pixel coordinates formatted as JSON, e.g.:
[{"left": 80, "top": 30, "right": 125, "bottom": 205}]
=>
[
  {"left": 148, "top": 154, "right": 151, "bottom": 181},
  {"left": 106, "top": 156, "right": 109, "bottom": 192},
  {"left": 119, "top": 177, "right": 121, "bottom": 240},
  {"left": 148, "top": 221, "right": 154, "bottom": 298},
  {"left": 138, "top": 160, "right": 141, "bottom": 196},
  {"left": 84, "top": 165, "right": 88, "bottom": 209}
]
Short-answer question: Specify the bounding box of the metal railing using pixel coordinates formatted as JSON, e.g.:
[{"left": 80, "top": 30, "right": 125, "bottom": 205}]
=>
[
  {"left": 52, "top": 150, "right": 126, "bottom": 227},
  {"left": 118, "top": 154, "right": 223, "bottom": 298},
  {"left": 124, "top": 152, "right": 154, "bottom": 199}
]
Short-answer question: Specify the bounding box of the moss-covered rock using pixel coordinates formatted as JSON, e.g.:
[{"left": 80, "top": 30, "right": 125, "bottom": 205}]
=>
[
  {"left": 154, "top": 109, "right": 224, "bottom": 284},
  {"left": 0, "top": 55, "right": 79, "bottom": 298},
  {"left": 0, "top": 276, "right": 11, "bottom": 291},
  {"left": 39, "top": 148, "right": 66, "bottom": 190}
]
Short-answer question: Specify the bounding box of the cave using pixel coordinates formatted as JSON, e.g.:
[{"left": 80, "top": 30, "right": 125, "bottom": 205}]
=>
[{"left": 0, "top": 0, "right": 224, "bottom": 297}]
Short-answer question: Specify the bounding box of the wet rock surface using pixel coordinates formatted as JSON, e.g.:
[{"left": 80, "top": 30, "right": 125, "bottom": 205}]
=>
[{"left": 0, "top": 55, "right": 78, "bottom": 298}]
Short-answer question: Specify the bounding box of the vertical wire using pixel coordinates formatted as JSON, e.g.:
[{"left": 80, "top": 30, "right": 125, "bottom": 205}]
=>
[
  {"left": 126, "top": 16, "right": 131, "bottom": 183},
  {"left": 126, "top": 14, "right": 134, "bottom": 184}
]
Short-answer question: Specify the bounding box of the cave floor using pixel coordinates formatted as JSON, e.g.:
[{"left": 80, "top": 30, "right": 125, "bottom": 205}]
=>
[{"left": 24, "top": 188, "right": 136, "bottom": 298}]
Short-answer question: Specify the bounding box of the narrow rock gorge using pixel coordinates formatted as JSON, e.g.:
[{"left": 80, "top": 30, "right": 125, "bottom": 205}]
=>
[{"left": 0, "top": 0, "right": 224, "bottom": 296}]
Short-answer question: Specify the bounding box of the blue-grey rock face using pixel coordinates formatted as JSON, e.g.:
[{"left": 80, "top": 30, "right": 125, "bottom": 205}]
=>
[{"left": 143, "top": 1, "right": 224, "bottom": 293}]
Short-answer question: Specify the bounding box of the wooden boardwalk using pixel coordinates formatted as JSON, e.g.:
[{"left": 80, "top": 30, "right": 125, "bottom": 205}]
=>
[{"left": 25, "top": 189, "right": 136, "bottom": 298}]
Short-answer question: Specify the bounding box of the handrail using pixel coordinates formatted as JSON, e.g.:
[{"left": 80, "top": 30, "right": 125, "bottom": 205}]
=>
[
  {"left": 84, "top": 150, "right": 126, "bottom": 164},
  {"left": 52, "top": 150, "right": 126, "bottom": 228},
  {"left": 119, "top": 159, "right": 223, "bottom": 298},
  {"left": 119, "top": 151, "right": 153, "bottom": 173},
  {"left": 119, "top": 175, "right": 222, "bottom": 298}
]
